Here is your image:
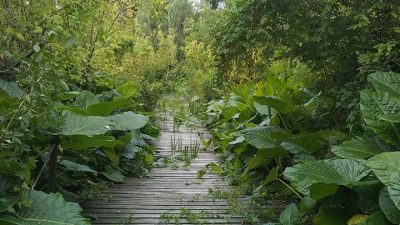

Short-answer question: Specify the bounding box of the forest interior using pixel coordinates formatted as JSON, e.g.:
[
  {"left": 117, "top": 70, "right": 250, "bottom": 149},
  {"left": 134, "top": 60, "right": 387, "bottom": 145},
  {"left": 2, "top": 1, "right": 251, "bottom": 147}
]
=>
[{"left": 1, "top": 0, "right": 400, "bottom": 224}]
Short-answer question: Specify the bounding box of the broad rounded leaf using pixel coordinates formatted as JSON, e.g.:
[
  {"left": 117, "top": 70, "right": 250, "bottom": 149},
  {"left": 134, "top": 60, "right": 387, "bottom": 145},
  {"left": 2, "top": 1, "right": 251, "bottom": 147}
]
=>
[
  {"left": 109, "top": 111, "right": 149, "bottom": 131},
  {"left": 378, "top": 114, "right": 400, "bottom": 123},
  {"left": 313, "top": 207, "right": 353, "bottom": 225},
  {"left": 360, "top": 90, "right": 400, "bottom": 147},
  {"left": 221, "top": 106, "right": 238, "bottom": 120},
  {"left": 288, "top": 130, "right": 338, "bottom": 153},
  {"left": 58, "top": 160, "right": 97, "bottom": 174},
  {"left": 284, "top": 159, "right": 370, "bottom": 188},
  {"left": 366, "top": 152, "right": 400, "bottom": 185},
  {"left": 360, "top": 211, "right": 391, "bottom": 225},
  {"left": 60, "top": 111, "right": 148, "bottom": 136},
  {"left": 0, "top": 190, "right": 90, "bottom": 225},
  {"left": 248, "top": 148, "right": 289, "bottom": 169},
  {"left": 229, "top": 136, "right": 245, "bottom": 145},
  {"left": 0, "top": 79, "right": 24, "bottom": 99},
  {"left": 388, "top": 172, "right": 400, "bottom": 210},
  {"left": 253, "top": 102, "right": 270, "bottom": 115},
  {"left": 332, "top": 136, "right": 384, "bottom": 159},
  {"left": 242, "top": 126, "right": 289, "bottom": 149},
  {"left": 61, "top": 134, "right": 130, "bottom": 151},
  {"left": 122, "top": 144, "right": 141, "bottom": 159},
  {"left": 309, "top": 183, "right": 339, "bottom": 200},
  {"left": 73, "top": 91, "right": 100, "bottom": 108},
  {"left": 101, "top": 166, "right": 125, "bottom": 183},
  {"left": 379, "top": 187, "right": 400, "bottom": 224},
  {"left": 116, "top": 81, "right": 138, "bottom": 98},
  {"left": 279, "top": 203, "right": 301, "bottom": 224},
  {"left": 255, "top": 96, "right": 299, "bottom": 113},
  {"left": 368, "top": 71, "right": 400, "bottom": 98},
  {"left": 298, "top": 197, "right": 317, "bottom": 214},
  {"left": 60, "top": 111, "right": 110, "bottom": 136},
  {"left": 59, "top": 98, "right": 132, "bottom": 116}
]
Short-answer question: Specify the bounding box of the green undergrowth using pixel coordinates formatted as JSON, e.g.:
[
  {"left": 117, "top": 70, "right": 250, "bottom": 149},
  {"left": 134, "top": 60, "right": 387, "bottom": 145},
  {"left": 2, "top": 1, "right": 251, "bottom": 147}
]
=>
[
  {"left": 200, "top": 71, "right": 400, "bottom": 225},
  {"left": 160, "top": 208, "right": 226, "bottom": 225},
  {"left": 0, "top": 78, "right": 161, "bottom": 224}
]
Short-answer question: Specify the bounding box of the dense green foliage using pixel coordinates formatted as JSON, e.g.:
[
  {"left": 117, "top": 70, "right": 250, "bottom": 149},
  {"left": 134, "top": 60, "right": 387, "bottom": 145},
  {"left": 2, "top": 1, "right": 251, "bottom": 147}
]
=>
[
  {"left": 2, "top": 0, "right": 400, "bottom": 224},
  {"left": 189, "top": 0, "right": 400, "bottom": 132},
  {"left": 205, "top": 70, "right": 400, "bottom": 225},
  {"left": 0, "top": 0, "right": 168, "bottom": 223},
  {"left": 183, "top": 0, "right": 400, "bottom": 224}
]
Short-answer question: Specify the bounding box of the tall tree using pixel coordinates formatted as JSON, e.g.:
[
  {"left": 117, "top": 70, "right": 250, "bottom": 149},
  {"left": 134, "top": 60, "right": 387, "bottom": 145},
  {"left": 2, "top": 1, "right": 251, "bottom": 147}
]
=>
[{"left": 167, "top": 0, "right": 193, "bottom": 59}]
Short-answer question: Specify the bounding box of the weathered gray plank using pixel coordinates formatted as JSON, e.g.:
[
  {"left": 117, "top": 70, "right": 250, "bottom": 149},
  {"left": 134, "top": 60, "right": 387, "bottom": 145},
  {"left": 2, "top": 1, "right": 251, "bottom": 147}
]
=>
[{"left": 83, "top": 114, "right": 241, "bottom": 224}]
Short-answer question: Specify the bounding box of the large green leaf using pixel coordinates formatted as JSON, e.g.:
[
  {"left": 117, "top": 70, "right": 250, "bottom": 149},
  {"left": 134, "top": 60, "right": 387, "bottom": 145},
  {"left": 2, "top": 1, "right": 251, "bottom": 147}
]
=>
[
  {"left": 72, "top": 91, "right": 100, "bottom": 108},
  {"left": 353, "top": 181, "right": 383, "bottom": 214},
  {"left": 379, "top": 187, "right": 400, "bottom": 224},
  {"left": 309, "top": 183, "right": 339, "bottom": 199},
  {"left": 61, "top": 133, "right": 131, "bottom": 151},
  {"left": 248, "top": 148, "right": 289, "bottom": 169},
  {"left": 116, "top": 81, "right": 138, "bottom": 98},
  {"left": 360, "top": 211, "right": 392, "bottom": 225},
  {"left": 287, "top": 130, "right": 337, "bottom": 153},
  {"left": 313, "top": 207, "right": 353, "bottom": 225},
  {"left": 254, "top": 96, "right": 299, "bottom": 113},
  {"left": 253, "top": 102, "right": 270, "bottom": 115},
  {"left": 368, "top": 71, "right": 400, "bottom": 98},
  {"left": 0, "top": 79, "right": 23, "bottom": 99},
  {"left": 388, "top": 172, "right": 400, "bottom": 210},
  {"left": 108, "top": 111, "right": 149, "bottom": 131},
  {"left": 242, "top": 126, "right": 289, "bottom": 149},
  {"left": 279, "top": 203, "right": 302, "bottom": 225},
  {"left": 60, "top": 111, "right": 148, "bottom": 136},
  {"left": 59, "top": 98, "right": 132, "bottom": 116},
  {"left": 0, "top": 190, "right": 90, "bottom": 225},
  {"left": 101, "top": 166, "right": 125, "bottom": 183},
  {"left": 59, "top": 111, "right": 111, "bottom": 136},
  {"left": 280, "top": 142, "right": 304, "bottom": 154},
  {"left": 121, "top": 144, "right": 142, "bottom": 159},
  {"left": 378, "top": 114, "right": 400, "bottom": 123},
  {"left": 360, "top": 90, "right": 400, "bottom": 147},
  {"left": 58, "top": 91, "right": 80, "bottom": 100},
  {"left": 0, "top": 195, "right": 19, "bottom": 212},
  {"left": 298, "top": 197, "right": 317, "bottom": 214},
  {"left": 332, "top": 136, "right": 384, "bottom": 159},
  {"left": 58, "top": 160, "right": 97, "bottom": 174},
  {"left": 284, "top": 159, "right": 370, "bottom": 189},
  {"left": 366, "top": 152, "right": 400, "bottom": 185},
  {"left": 221, "top": 106, "right": 238, "bottom": 120},
  {"left": 104, "top": 148, "right": 119, "bottom": 164}
]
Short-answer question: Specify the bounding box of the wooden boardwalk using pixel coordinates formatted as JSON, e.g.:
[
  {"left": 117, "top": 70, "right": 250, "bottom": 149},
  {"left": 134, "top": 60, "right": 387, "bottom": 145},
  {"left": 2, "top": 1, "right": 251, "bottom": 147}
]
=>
[{"left": 83, "top": 114, "right": 242, "bottom": 224}]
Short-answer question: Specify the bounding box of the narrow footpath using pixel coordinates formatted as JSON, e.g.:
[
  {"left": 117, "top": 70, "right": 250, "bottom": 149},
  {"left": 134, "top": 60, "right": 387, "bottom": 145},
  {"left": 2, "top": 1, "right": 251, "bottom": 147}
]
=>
[{"left": 83, "top": 112, "right": 243, "bottom": 224}]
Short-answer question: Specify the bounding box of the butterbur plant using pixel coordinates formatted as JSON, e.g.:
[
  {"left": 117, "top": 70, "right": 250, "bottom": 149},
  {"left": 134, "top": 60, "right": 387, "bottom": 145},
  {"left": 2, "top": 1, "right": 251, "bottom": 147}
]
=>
[
  {"left": 283, "top": 71, "right": 400, "bottom": 225},
  {"left": 0, "top": 78, "right": 155, "bottom": 224}
]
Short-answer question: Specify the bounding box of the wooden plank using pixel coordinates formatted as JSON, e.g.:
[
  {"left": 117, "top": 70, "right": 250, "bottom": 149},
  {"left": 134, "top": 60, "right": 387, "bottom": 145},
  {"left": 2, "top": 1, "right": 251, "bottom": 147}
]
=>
[{"left": 83, "top": 115, "right": 242, "bottom": 224}]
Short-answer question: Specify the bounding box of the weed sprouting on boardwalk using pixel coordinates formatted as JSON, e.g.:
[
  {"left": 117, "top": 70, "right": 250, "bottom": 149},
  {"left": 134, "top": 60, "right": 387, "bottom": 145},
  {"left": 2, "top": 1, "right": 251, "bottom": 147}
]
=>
[{"left": 83, "top": 110, "right": 243, "bottom": 224}]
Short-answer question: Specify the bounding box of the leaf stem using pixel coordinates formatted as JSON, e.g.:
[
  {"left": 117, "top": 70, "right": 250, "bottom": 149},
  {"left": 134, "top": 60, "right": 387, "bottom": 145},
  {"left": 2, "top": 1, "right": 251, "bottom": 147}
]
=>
[{"left": 277, "top": 178, "right": 303, "bottom": 200}]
